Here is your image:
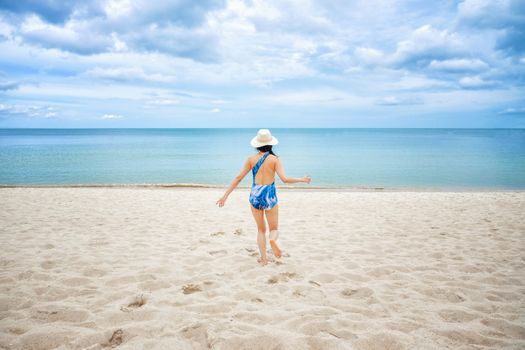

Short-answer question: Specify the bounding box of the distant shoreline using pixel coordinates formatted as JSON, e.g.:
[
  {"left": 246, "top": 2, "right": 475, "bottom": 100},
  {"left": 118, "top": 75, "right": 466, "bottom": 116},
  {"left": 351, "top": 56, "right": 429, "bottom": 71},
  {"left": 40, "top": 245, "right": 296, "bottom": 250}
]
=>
[{"left": 1, "top": 183, "right": 523, "bottom": 192}]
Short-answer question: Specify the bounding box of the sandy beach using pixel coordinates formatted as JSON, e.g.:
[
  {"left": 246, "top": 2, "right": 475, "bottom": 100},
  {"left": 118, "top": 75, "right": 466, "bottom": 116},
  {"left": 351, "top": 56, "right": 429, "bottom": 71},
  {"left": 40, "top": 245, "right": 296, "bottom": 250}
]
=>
[{"left": 0, "top": 187, "right": 524, "bottom": 349}]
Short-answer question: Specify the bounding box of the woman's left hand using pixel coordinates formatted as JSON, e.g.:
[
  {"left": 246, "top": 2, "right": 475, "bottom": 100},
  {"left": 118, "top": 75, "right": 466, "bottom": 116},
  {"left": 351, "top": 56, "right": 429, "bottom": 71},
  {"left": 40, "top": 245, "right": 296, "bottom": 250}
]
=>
[{"left": 216, "top": 196, "right": 227, "bottom": 207}]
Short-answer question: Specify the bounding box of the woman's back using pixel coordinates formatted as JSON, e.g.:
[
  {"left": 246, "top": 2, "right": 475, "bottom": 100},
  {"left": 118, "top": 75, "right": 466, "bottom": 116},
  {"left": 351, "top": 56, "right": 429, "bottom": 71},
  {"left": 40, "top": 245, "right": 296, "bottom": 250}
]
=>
[
  {"left": 216, "top": 128, "right": 311, "bottom": 266},
  {"left": 250, "top": 153, "right": 277, "bottom": 185}
]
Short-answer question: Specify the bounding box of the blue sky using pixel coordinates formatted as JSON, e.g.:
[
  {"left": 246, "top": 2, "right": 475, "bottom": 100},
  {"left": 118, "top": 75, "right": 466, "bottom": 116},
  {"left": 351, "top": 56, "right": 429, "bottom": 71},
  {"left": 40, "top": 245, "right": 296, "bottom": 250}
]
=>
[{"left": 0, "top": 0, "right": 524, "bottom": 128}]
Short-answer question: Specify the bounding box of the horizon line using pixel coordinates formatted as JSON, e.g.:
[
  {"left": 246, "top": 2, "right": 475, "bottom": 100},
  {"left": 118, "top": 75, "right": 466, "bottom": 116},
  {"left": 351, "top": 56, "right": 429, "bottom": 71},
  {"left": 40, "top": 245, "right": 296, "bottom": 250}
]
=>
[{"left": 1, "top": 127, "right": 524, "bottom": 130}]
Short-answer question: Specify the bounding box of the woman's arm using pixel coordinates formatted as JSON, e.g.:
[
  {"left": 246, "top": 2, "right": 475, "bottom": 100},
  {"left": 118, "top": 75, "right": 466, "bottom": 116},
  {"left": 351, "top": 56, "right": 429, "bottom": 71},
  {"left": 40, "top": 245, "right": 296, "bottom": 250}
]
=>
[
  {"left": 275, "top": 157, "right": 311, "bottom": 184},
  {"left": 216, "top": 158, "right": 252, "bottom": 207}
]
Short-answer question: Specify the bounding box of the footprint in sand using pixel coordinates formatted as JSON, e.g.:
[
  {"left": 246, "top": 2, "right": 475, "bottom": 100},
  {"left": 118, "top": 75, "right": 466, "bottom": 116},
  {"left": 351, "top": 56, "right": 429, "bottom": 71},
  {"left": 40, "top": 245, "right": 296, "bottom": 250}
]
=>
[
  {"left": 419, "top": 287, "right": 466, "bottom": 303},
  {"left": 0, "top": 260, "right": 16, "bottom": 268},
  {"left": 267, "top": 276, "right": 279, "bottom": 284},
  {"left": 120, "top": 294, "right": 147, "bottom": 312},
  {"left": 281, "top": 272, "right": 299, "bottom": 279},
  {"left": 182, "top": 284, "right": 202, "bottom": 294},
  {"left": 7, "top": 327, "right": 27, "bottom": 335},
  {"left": 293, "top": 290, "right": 306, "bottom": 297},
  {"left": 438, "top": 309, "right": 479, "bottom": 323},
  {"left": 31, "top": 309, "right": 89, "bottom": 323},
  {"left": 82, "top": 268, "right": 106, "bottom": 278},
  {"left": 180, "top": 323, "right": 210, "bottom": 348},
  {"left": 40, "top": 260, "right": 56, "bottom": 269},
  {"left": 480, "top": 317, "right": 525, "bottom": 339},
  {"left": 102, "top": 329, "right": 124, "bottom": 348},
  {"left": 210, "top": 231, "right": 225, "bottom": 237},
  {"left": 341, "top": 287, "right": 374, "bottom": 298},
  {"left": 209, "top": 249, "right": 227, "bottom": 255},
  {"left": 267, "top": 272, "right": 301, "bottom": 284}
]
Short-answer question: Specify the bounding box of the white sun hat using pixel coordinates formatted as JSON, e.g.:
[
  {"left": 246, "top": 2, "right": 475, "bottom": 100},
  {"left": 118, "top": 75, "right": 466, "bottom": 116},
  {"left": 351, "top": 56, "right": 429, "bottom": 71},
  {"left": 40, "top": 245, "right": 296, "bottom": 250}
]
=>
[{"left": 250, "top": 129, "right": 279, "bottom": 148}]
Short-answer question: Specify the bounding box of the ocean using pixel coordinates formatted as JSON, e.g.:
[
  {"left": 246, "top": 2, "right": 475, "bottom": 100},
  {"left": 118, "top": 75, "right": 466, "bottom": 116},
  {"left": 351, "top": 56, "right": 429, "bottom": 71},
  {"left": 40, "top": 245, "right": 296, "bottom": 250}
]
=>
[{"left": 0, "top": 128, "right": 524, "bottom": 189}]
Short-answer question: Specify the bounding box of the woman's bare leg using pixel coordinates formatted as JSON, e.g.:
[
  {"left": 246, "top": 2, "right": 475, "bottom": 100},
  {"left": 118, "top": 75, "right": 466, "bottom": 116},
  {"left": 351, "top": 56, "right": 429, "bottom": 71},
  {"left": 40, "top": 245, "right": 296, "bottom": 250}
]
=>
[
  {"left": 250, "top": 206, "right": 268, "bottom": 265},
  {"left": 265, "top": 205, "right": 282, "bottom": 258}
]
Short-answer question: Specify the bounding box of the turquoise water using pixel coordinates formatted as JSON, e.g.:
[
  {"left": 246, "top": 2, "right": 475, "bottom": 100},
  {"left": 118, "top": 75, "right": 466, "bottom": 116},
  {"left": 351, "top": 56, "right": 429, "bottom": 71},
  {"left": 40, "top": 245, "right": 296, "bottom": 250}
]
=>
[{"left": 0, "top": 128, "right": 524, "bottom": 189}]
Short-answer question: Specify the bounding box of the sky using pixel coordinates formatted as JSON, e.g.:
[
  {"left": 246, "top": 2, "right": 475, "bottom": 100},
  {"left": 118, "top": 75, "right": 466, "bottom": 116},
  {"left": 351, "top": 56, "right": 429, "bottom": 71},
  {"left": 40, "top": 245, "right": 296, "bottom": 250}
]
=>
[{"left": 0, "top": 0, "right": 524, "bottom": 128}]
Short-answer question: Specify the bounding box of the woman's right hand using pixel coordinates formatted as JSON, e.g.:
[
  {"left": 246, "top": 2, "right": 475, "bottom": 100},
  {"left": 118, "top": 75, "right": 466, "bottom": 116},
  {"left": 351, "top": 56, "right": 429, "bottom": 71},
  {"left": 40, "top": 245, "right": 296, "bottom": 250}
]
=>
[
  {"left": 303, "top": 175, "right": 311, "bottom": 184},
  {"left": 216, "top": 196, "right": 227, "bottom": 207}
]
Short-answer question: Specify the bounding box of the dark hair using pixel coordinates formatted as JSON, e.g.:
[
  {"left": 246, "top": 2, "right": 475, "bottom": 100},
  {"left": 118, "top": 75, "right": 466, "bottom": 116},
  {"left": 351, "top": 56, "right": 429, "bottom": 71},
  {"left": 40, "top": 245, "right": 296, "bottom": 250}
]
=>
[{"left": 256, "top": 145, "right": 277, "bottom": 156}]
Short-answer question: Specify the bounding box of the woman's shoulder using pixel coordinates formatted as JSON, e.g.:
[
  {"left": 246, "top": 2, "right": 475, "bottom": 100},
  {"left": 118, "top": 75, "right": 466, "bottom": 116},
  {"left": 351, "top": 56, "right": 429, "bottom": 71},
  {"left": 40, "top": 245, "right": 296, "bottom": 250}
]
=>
[{"left": 246, "top": 153, "right": 259, "bottom": 166}]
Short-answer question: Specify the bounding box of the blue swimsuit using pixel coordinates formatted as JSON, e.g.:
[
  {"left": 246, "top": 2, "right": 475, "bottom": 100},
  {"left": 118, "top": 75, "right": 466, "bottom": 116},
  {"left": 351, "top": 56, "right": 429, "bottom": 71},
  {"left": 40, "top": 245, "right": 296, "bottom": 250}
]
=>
[{"left": 249, "top": 151, "right": 278, "bottom": 210}]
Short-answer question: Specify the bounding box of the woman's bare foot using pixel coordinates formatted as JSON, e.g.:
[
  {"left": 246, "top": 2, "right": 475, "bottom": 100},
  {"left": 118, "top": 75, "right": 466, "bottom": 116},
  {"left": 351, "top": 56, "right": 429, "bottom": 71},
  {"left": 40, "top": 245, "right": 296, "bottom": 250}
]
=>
[
  {"left": 269, "top": 239, "right": 282, "bottom": 258},
  {"left": 258, "top": 257, "right": 268, "bottom": 266}
]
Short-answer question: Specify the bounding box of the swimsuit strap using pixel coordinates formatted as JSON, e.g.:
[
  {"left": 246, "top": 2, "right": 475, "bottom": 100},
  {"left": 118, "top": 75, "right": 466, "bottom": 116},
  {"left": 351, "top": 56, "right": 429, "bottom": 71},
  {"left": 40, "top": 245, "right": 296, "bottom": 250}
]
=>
[{"left": 252, "top": 151, "right": 270, "bottom": 184}]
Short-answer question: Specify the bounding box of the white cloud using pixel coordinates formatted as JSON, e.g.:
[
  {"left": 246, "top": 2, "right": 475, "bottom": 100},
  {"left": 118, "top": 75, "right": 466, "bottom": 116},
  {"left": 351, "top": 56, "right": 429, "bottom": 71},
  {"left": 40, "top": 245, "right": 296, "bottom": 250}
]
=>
[
  {"left": 20, "top": 15, "right": 112, "bottom": 54},
  {"left": 375, "top": 96, "right": 401, "bottom": 106},
  {"left": 374, "top": 96, "right": 422, "bottom": 106},
  {"left": 354, "top": 47, "right": 384, "bottom": 64},
  {"left": 0, "top": 80, "right": 20, "bottom": 91},
  {"left": 124, "top": 24, "right": 219, "bottom": 62},
  {"left": 499, "top": 107, "right": 525, "bottom": 114},
  {"left": 457, "top": 0, "right": 492, "bottom": 18},
  {"left": 391, "top": 24, "right": 465, "bottom": 65},
  {"left": 111, "top": 32, "right": 128, "bottom": 51},
  {"left": 210, "top": 108, "right": 220, "bottom": 113},
  {"left": 104, "top": 0, "right": 133, "bottom": 20},
  {"left": 457, "top": 0, "right": 512, "bottom": 27},
  {"left": 456, "top": 0, "right": 525, "bottom": 57},
  {"left": 428, "top": 58, "right": 488, "bottom": 71},
  {"left": 85, "top": 67, "right": 176, "bottom": 83},
  {"left": 0, "top": 17, "right": 14, "bottom": 38},
  {"left": 252, "top": 88, "right": 369, "bottom": 106},
  {"left": 458, "top": 75, "right": 494, "bottom": 88},
  {"left": 148, "top": 98, "right": 180, "bottom": 105},
  {"left": 100, "top": 113, "right": 124, "bottom": 119},
  {"left": 384, "top": 73, "right": 452, "bottom": 90},
  {"left": 0, "top": 103, "right": 58, "bottom": 118}
]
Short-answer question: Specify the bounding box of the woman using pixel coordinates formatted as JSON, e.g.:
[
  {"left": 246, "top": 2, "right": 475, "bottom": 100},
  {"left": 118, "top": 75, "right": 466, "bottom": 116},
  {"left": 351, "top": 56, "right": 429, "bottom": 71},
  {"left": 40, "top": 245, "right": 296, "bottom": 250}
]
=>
[{"left": 216, "top": 129, "right": 311, "bottom": 266}]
